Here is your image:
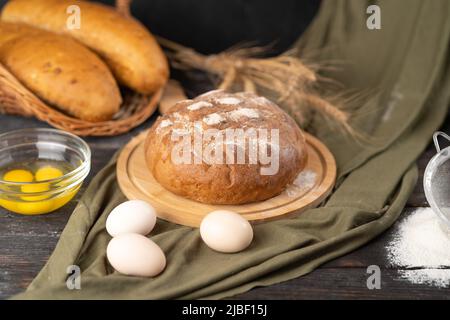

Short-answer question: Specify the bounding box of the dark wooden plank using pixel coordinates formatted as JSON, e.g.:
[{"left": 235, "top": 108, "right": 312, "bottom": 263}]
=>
[
  {"left": 231, "top": 268, "right": 450, "bottom": 300},
  {"left": 0, "top": 113, "right": 156, "bottom": 148},
  {"left": 0, "top": 215, "right": 68, "bottom": 298}
]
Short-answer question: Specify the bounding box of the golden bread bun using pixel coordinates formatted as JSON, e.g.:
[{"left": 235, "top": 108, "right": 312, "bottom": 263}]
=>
[
  {"left": 0, "top": 22, "right": 122, "bottom": 122},
  {"left": 2, "top": 0, "right": 169, "bottom": 94}
]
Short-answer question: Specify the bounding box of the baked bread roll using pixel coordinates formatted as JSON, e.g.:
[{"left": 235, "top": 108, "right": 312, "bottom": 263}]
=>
[
  {"left": 0, "top": 21, "right": 41, "bottom": 43},
  {"left": 0, "top": 22, "right": 122, "bottom": 122},
  {"left": 1, "top": 0, "right": 169, "bottom": 94},
  {"left": 145, "top": 90, "right": 308, "bottom": 205}
]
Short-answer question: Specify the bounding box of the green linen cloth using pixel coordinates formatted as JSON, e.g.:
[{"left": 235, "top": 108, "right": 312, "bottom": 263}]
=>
[{"left": 14, "top": 0, "right": 450, "bottom": 299}]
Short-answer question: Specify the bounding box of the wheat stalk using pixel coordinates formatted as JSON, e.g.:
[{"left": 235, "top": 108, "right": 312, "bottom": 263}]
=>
[{"left": 158, "top": 38, "right": 363, "bottom": 137}]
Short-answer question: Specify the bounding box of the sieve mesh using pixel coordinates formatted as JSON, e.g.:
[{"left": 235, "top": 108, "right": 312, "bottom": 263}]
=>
[
  {"left": 429, "top": 155, "right": 450, "bottom": 220},
  {"left": 424, "top": 132, "right": 450, "bottom": 232}
]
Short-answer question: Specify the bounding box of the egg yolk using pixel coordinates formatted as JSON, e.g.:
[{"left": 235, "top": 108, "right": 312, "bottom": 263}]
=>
[
  {"left": 16, "top": 199, "right": 55, "bottom": 215},
  {"left": 35, "top": 167, "right": 64, "bottom": 181},
  {"left": 3, "top": 169, "right": 33, "bottom": 183},
  {"left": 0, "top": 165, "right": 79, "bottom": 215},
  {"left": 0, "top": 199, "right": 18, "bottom": 212},
  {"left": 21, "top": 183, "right": 50, "bottom": 201}
]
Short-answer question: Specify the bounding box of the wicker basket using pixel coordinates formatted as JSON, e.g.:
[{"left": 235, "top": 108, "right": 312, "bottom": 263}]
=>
[{"left": 0, "top": 0, "right": 164, "bottom": 136}]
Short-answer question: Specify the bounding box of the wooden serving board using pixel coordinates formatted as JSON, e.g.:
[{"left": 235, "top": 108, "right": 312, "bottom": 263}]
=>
[{"left": 117, "top": 131, "right": 336, "bottom": 227}]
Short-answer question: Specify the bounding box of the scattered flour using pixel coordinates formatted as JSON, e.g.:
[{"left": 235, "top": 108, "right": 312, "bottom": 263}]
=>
[
  {"left": 159, "top": 119, "right": 173, "bottom": 128},
  {"left": 284, "top": 170, "right": 317, "bottom": 198},
  {"left": 202, "top": 108, "right": 260, "bottom": 126},
  {"left": 386, "top": 207, "right": 450, "bottom": 288},
  {"left": 203, "top": 113, "right": 226, "bottom": 126},
  {"left": 217, "top": 97, "right": 241, "bottom": 105},
  {"left": 197, "top": 89, "right": 224, "bottom": 98},
  {"left": 253, "top": 96, "right": 271, "bottom": 105},
  {"left": 193, "top": 121, "right": 204, "bottom": 132},
  {"left": 227, "top": 108, "right": 260, "bottom": 121},
  {"left": 156, "top": 119, "right": 173, "bottom": 133},
  {"left": 172, "top": 112, "right": 190, "bottom": 122},
  {"left": 188, "top": 101, "right": 213, "bottom": 111},
  {"left": 168, "top": 112, "right": 192, "bottom": 133}
]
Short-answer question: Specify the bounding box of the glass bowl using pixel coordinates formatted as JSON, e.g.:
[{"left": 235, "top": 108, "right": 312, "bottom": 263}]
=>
[{"left": 0, "top": 128, "right": 91, "bottom": 215}]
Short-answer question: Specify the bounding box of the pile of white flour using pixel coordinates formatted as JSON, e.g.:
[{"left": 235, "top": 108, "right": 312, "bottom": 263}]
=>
[{"left": 386, "top": 208, "right": 450, "bottom": 288}]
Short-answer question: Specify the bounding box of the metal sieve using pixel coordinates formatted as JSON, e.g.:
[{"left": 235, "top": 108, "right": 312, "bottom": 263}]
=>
[{"left": 423, "top": 131, "right": 450, "bottom": 235}]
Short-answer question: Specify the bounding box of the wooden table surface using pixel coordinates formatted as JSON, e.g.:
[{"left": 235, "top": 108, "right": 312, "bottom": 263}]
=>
[{"left": 1, "top": 80, "right": 449, "bottom": 299}]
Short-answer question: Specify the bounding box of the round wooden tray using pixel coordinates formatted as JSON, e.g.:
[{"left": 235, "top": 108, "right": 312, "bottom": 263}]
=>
[{"left": 117, "top": 131, "right": 336, "bottom": 227}]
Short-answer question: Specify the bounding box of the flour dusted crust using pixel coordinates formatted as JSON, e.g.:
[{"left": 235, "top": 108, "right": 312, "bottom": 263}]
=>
[{"left": 145, "top": 90, "right": 308, "bottom": 205}]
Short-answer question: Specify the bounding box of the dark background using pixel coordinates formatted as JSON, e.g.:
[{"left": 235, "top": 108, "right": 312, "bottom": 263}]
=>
[{"left": 0, "top": 0, "right": 321, "bottom": 54}]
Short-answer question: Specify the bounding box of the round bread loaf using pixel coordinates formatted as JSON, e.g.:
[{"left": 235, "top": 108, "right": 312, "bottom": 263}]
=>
[{"left": 145, "top": 90, "right": 308, "bottom": 205}]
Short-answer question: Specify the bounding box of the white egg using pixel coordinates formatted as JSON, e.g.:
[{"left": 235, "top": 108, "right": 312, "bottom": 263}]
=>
[
  {"left": 106, "top": 200, "right": 156, "bottom": 237},
  {"left": 200, "top": 210, "right": 253, "bottom": 253},
  {"left": 106, "top": 233, "right": 166, "bottom": 277}
]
